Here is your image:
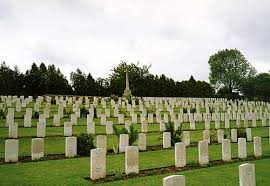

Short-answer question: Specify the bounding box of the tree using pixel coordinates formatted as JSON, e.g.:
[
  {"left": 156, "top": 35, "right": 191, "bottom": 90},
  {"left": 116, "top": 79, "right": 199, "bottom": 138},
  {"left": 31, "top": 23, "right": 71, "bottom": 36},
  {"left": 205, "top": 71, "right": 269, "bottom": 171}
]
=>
[
  {"left": 242, "top": 73, "right": 270, "bottom": 101},
  {"left": 70, "top": 69, "right": 87, "bottom": 95},
  {"left": 109, "top": 61, "right": 150, "bottom": 96},
  {"left": 208, "top": 49, "right": 256, "bottom": 97}
]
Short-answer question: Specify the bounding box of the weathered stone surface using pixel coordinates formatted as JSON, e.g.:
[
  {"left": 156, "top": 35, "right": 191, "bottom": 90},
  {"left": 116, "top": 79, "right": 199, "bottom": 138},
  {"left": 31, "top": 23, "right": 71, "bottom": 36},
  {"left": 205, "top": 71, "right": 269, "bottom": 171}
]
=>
[
  {"left": 24, "top": 114, "right": 31, "bottom": 127},
  {"left": 141, "top": 120, "right": 148, "bottom": 132},
  {"left": 175, "top": 142, "right": 186, "bottom": 167},
  {"left": 125, "top": 146, "right": 139, "bottom": 174},
  {"left": 31, "top": 138, "right": 44, "bottom": 160},
  {"left": 119, "top": 134, "right": 129, "bottom": 153},
  {"left": 9, "top": 123, "right": 18, "bottom": 138},
  {"left": 253, "top": 136, "right": 262, "bottom": 157},
  {"left": 231, "top": 129, "right": 238, "bottom": 143},
  {"left": 65, "top": 137, "right": 77, "bottom": 157},
  {"left": 138, "top": 133, "right": 146, "bottom": 151},
  {"left": 163, "top": 132, "right": 171, "bottom": 149},
  {"left": 87, "top": 121, "right": 95, "bottom": 134},
  {"left": 163, "top": 175, "right": 185, "bottom": 186},
  {"left": 204, "top": 118, "right": 210, "bottom": 130},
  {"left": 37, "top": 121, "right": 46, "bottom": 137},
  {"left": 90, "top": 148, "right": 106, "bottom": 180},
  {"left": 53, "top": 114, "right": 61, "bottom": 127},
  {"left": 190, "top": 120, "right": 196, "bottom": 130},
  {"left": 125, "top": 120, "right": 131, "bottom": 132},
  {"left": 202, "top": 130, "right": 210, "bottom": 144},
  {"left": 246, "top": 128, "right": 252, "bottom": 142},
  {"left": 217, "top": 129, "right": 224, "bottom": 144},
  {"left": 118, "top": 114, "right": 124, "bottom": 124},
  {"left": 64, "top": 122, "right": 73, "bottom": 136},
  {"left": 160, "top": 121, "right": 166, "bottom": 132},
  {"left": 182, "top": 131, "right": 190, "bottom": 146},
  {"left": 222, "top": 139, "right": 231, "bottom": 161},
  {"left": 106, "top": 121, "right": 113, "bottom": 134},
  {"left": 238, "top": 138, "right": 247, "bottom": 159},
  {"left": 5, "top": 139, "right": 18, "bottom": 162},
  {"left": 239, "top": 163, "right": 256, "bottom": 186},
  {"left": 71, "top": 114, "right": 77, "bottom": 125},
  {"left": 198, "top": 141, "right": 209, "bottom": 165},
  {"left": 96, "top": 135, "right": 107, "bottom": 150},
  {"left": 131, "top": 114, "right": 137, "bottom": 124}
]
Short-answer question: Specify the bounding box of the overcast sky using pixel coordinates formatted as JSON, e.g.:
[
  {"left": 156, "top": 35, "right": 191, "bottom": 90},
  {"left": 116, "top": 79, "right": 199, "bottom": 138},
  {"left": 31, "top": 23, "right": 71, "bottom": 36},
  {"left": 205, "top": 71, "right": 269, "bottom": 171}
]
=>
[{"left": 0, "top": 0, "right": 270, "bottom": 82}]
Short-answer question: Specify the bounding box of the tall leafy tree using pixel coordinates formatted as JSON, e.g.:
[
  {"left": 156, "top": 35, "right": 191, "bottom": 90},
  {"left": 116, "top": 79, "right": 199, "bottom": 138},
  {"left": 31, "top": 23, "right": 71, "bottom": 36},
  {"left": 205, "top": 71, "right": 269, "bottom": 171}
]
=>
[
  {"left": 109, "top": 61, "right": 150, "bottom": 96},
  {"left": 70, "top": 69, "right": 87, "bottom": 95},
  {"left": 242, "top": 73, "right": 270, "bottom": 101},
  {"left": 208, "top": 49, "right": 256, "bottom": 96}
]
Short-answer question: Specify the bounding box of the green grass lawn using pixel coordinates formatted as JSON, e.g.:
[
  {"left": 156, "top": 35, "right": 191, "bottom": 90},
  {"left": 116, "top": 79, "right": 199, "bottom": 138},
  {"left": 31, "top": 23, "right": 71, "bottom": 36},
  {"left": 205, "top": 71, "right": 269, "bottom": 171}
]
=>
[
  {"left": 0, "top": 103, "right": 270, "bottom": 185},
  {"left": 0, "top": 156, "right": 269, "bottom": 185},
  {"left": 0, "top": 123, "right": 269, "bottom": 158}
]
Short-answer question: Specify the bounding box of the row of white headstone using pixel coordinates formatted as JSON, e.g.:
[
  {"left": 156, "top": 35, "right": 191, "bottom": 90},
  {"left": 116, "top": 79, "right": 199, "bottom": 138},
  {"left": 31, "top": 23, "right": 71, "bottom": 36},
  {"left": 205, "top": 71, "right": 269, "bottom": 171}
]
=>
[
  {"left": 162, "top": 163, "right": 256, "bottom": 186},
  {"left": 4, "top": 136, "right": 77, "bottom": 162},
  {"left": 89, "top": 136, "right": 263, "bottom": 180}
]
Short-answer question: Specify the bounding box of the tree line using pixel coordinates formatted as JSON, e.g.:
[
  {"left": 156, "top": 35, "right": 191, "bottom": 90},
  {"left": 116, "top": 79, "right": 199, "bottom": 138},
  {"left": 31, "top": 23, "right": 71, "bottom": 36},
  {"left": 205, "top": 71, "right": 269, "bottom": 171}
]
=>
[
  {"left": 1, "top": 48, "right": 269, "bottom": 101},
  {"left": 0, "top": 61, "right": 214, "bottom": 98}
]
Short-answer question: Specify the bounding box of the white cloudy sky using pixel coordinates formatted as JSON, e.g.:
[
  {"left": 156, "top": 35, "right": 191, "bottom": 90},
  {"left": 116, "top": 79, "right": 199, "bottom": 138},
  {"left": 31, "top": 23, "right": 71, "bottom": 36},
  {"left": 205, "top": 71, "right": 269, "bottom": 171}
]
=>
[{"left": 0, "top": 0, "right": 270, "bottom": 82}]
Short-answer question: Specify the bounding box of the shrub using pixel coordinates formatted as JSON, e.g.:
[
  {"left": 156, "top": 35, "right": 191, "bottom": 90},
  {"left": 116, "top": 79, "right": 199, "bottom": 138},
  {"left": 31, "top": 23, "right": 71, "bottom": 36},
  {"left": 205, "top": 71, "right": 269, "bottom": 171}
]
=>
[
  {"left": 32, "top": 111, "right": 39, "bottom": 119},
  {"left": 93, "top": 107, "right": 97, "bottom": 118},
  {"left": 110, "top": 94, "right": 119, "bottom": 102},
  {"left": 237, "top": 129, "right": 247, "bottom": 138},
  {"left": 114, "top": 169, "right": 124, "bottom": 180},
  {"left": 209, "top": 107, "right": 215, "bottom": 114},
  {"left": 51, "top": 98, "right": 56, "bottom": 105},
  {"left": 190, "top": 108, "right": 196, "bottom": 114},
  {"left": 113, "top": 125, "right": 138, "bottom": 145},
  {"left": 77, "top": 133, "right": 95, "bottom": 156},
  {"left": 134, "top": 97, "right": 140, "bottom": 105},
  {"left": 64, "top": 108, "right": 72, "bottom": 118},
  {"left": 80, "top": 107, "right": 89, "bottom": 118},
  {"left": 0, "top": 107, "right": 7, "bottom": 119},
  {"left": 128, "top": 125, "right": 138, "bottom": 145},
  {"left": 183, "top": 108, "right": 188, "bottom": 113},
  {"left": 164, "top": 122, "right": 182, "bottom": 146}
]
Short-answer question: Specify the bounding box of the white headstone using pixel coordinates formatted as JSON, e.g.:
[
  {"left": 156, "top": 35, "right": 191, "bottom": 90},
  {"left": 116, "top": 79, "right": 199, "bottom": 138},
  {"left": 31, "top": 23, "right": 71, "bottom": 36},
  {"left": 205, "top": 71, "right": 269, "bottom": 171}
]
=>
[
  {"left": 9, "top": 123, "right": 18, "bottom": 138},
  {"left": 96, "top": 135, "right": 107, "bottom": 150},
  {"left": 64, "top": 122, "right": 73, "bottom": 136},
  {"left": 37, "top": 121, "right": 46, "bottom": 137},
  {"left": 5, "top": 139, "right": 18, "bottom": 162},
  {"left": 231, "top": 129, "right": 238, "bottom": 143},
  {"left": 106, "top": 121, "right": 113, "bottom": 135},
  {"left": 217, "top": 129, "right": 224, "bottom": 144},
  {"left": 138, "top": 133, "right": 146, "bottom": 151},
  {"left": 163, "top": 132, "right": 171, "bottom": 149},
  {"left": 198, "top": 141, "right": 209, "bottom": 165},
  {"left": 175, "top": 142, "right": 186, "bottom": 167},
  {"left": 125, "top": 146, "right": 139, "bottom": 174},
  {"left": 253, "top": 136, "right": 262, "bottom": 157},
  {"left": 163, "top": 175, "right": 185, "bottom": 186},
  {"left": 90, "top": 148, "right": 106, "bottom": 180},
  {"left": 246, "top": 128, "right": 252, "bottom": 142},
  {"left": 222, "top": 139, "right": 231, "bottom": 161},
  {"left": 182, "top": 131, "right": 190, "bottom": 146},
  {"left": 87, "top": 121, "right": 95, "bottom": 134},
  {"left": 53, "top": 114, "right": 61, "bottom": 127},
  {"left": 31, "top": 138, "right": 44, "bottom": 160},
  {"left": 119, "top": 134, "right": 129, "bottom": 153},
  {"left": 238, "top": 138, "right": 247, "bottom": 159},
  {"left": 239, "top": 163, "right": 256, "bottom": 186},
  {"left": 65, "top": 137, "right": 77, "bottom": 157}
]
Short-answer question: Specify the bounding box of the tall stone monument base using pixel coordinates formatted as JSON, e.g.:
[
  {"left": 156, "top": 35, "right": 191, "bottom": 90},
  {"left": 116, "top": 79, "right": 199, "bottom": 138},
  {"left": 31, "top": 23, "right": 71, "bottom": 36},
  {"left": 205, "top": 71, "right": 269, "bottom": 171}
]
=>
[{"left": 124, "top": 89, "right": 131, "bottom": 97}]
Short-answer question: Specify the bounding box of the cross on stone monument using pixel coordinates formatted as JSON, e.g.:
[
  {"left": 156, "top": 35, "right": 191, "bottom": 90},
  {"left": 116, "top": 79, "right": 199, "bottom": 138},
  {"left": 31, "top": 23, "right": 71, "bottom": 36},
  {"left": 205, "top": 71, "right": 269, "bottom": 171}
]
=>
[{"left": 124, "top": 65, "right": 132, "bottom": 97}]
